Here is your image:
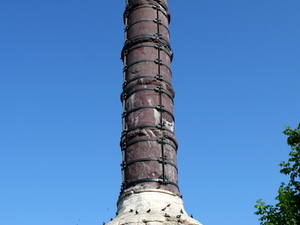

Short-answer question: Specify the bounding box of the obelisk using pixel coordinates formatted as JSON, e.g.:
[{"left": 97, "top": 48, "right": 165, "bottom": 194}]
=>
[{"left": 106, "top": 1, "right": 202, "bottom": 224}]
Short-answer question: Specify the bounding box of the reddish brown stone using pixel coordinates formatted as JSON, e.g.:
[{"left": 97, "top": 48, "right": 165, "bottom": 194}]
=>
[{"left": 121, "top": 0, "right": 179, "bottom": 195}]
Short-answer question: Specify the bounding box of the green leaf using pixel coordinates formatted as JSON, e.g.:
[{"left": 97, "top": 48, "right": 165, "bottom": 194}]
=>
[{"left": 255, "top": 124, "right": 300, "bottom": 225}]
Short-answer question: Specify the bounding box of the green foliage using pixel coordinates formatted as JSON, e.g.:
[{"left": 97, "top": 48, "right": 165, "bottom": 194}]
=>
[{"left": 255, "top": 125, "right": 300, "bottom": 225}]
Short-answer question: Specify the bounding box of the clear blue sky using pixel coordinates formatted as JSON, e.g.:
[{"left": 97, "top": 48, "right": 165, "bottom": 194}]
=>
[{"left": 1, "top": 1, "right": 299, "bottom": 225}]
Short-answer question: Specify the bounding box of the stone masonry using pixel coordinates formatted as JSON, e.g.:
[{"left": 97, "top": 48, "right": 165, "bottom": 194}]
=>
[{"left": 106, "top": 1, "right": 203, "bottom": 225}]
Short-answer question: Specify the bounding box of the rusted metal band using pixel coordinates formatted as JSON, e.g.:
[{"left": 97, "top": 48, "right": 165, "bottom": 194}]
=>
[
  {"left": 154, "top": 0, "right": 168, "bottom": 10},
  {"left": 122, "top": 88, "right": 174, "bottom": 101},
  {"left": 126, "top": 33, "right": 170, "bottom": 47},
  {"left": 120, "top": 137, "right": 178, "bottom": 152},
  {"left": 123, "top": 75, "right": 172, "bottom": 88},
  {"left": 122, "top": 44, "right": 173, "bottom": 62},
  {"left": 121, "top": 37, "right": 172, "bottom": 55},
  {"left": 126, "top": 124, "right": 174, "bottom": 134},
  {"left": 122, "top": 34, "right": 171, "bottom": 56},
  {"left": 122, "top": 138, "right": 177, "bottom": 150},
  {"left": 123, "top": 105, "right": 174, "bottom": 121},
  {"left": 122, "top": 158, "right": 178, "bottom": 171},
  {"left": 125, "top": 59, "right": 172, "bottom": 75},
  {"left": 124, "top": 178, "right": 179, "bottom": 190}
]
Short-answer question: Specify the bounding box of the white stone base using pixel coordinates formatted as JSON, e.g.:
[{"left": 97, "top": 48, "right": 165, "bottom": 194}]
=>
[{"left": 106, "top": 189, "right": 202, "bottom": 225}]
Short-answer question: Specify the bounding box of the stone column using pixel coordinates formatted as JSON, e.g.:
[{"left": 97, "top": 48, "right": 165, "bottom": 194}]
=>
[
  {"left": 106, "top": 1, "right": 203, "bottom": 225},
  {"left": 121, "top": 0, "right": 178, "bottom": 196}
]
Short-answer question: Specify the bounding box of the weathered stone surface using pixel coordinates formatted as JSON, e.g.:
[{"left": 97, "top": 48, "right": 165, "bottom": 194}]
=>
[
  {"left": 106, "top": 189, "right": 202, "bottom": 225},
  {"left": 121, "top": 0, "right": 179, "bottom": 195},
  {"left": 112, "top": 1, "right": 203, "bottom": 225}
]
